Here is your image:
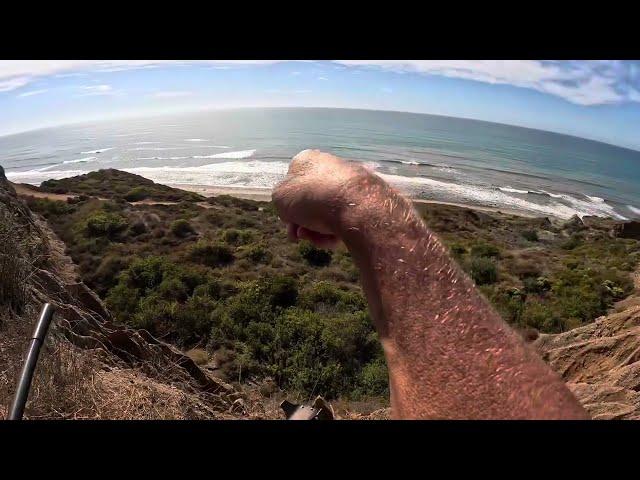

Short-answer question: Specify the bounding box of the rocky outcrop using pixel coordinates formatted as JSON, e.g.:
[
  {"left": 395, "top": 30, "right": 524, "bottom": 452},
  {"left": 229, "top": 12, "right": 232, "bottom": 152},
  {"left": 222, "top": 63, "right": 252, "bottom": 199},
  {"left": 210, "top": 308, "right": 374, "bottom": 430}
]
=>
[{"left": 534, "top": 303, "right": 640, "bottom": 419}]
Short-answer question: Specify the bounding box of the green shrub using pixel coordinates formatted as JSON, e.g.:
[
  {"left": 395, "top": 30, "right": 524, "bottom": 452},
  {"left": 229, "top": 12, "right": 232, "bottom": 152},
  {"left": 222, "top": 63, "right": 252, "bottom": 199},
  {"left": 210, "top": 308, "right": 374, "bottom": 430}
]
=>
[
  {"left": 357, "top": 358, "right": 389, "bottom": 397},
  {"left": 188, "top": 241, "right": 234, "bottom": 267},
  {"left": 470, "top": 257, "right": 498, "bottom": 285},
  {"left": 298, "top": 240, "right": 332, "bottom": 267},
  {"left": 124, "top": 187, "right": 151, "bottom": 202},
  {"left": 561, "top": 234, "right": 582, "bottom": 250},
  {"left": 157, "top": 277, "right": 189, "bottom": 302},
  {"left": 523, "top": 276, "right": 551, "bottom": 294},
  {"left": 170, "top": 219, "right": 195, "bottom": 238},
  {"left": 521, "top": 230, "right": 539, "bottom": 242},
  {"left": 521, "top": 300, "right": 558, "bottom": 331},
  {"left": 244, "top": 243, "right": 272, "bottom": 264},
  {"left": 105, "top": 283, "right": 140, "bottom": 321},
  {"left": 299, "top": 281, "right": 366, "bottom": 313},
  {"left": 470, "top": 241, "right": 500, "bottom": 258},
  {"left": 222, "top": 228, "right": 254, "bottom": 245},
  {"left": 449, "top": 243, "right": 467, "bottom": 256},
  {"left": 84, "top": 211, "right": 127, "bottom": 238}
]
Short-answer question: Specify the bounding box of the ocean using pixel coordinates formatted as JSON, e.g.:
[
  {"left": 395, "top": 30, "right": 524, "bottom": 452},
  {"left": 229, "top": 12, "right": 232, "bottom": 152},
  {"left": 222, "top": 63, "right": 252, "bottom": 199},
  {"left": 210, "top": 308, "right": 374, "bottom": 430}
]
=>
[{"left": 2, "top": 107, "right": 639, "bottom": 220}]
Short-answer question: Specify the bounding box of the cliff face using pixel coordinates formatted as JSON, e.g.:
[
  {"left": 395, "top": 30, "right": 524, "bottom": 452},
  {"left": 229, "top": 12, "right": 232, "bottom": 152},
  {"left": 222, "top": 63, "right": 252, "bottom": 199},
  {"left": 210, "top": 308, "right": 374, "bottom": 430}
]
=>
[
  {"left": 0, "top": 170, "right": 244, "bottom": 419},
  {"left": 534, "top": 272, "right": 640, "bottom": 420}
]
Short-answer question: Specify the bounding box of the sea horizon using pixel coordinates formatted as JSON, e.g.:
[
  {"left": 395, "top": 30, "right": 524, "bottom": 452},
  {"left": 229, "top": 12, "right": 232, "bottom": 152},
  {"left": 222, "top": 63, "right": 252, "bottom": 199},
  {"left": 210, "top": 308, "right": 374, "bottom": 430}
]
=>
[{"left": 2, "top": 107, "right": 640, "bottom": 221}]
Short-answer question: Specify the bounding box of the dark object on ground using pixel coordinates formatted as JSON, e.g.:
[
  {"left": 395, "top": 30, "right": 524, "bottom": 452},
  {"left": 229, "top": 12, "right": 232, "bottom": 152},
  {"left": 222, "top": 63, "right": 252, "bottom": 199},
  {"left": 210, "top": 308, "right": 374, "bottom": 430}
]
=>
[
  {"left": 613, "top": 221, "right": 640, "bottom": 240},
  {"left": 280, "top": 396, "right": 335, "bottom": 420},
  {"left": 9, "top": 303, "right": 55, "bottom": 420}
]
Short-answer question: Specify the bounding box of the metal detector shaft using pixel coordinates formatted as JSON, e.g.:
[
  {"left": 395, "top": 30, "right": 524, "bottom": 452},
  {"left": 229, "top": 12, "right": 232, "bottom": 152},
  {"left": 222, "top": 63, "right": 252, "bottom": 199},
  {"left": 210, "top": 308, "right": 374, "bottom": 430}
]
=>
[{"left": 8, "top": 303, "right": 55, "bottom": 420}]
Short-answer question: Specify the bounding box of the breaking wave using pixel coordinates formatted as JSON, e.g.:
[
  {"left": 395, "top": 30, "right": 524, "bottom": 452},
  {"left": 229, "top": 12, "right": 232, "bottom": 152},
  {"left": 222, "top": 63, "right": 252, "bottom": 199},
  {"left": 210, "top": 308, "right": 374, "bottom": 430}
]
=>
[{"left": 380, "top": 173, "right": 627, "bottom": 220}]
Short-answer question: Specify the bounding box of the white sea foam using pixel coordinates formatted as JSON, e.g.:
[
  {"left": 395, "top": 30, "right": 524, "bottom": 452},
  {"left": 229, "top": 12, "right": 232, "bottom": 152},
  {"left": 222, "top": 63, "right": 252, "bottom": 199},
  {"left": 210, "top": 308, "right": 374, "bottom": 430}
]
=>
[
  {"left": 379, "top": 173, "right": 627, "bottom": 220},
  {"left": 81, "top": 148, "right": 113, "bottom": 154},
  {"left": 122, "top": 160, "right": 289, "bottom": 188},
  {"left": 6, "top": 168, "right": 88, "bottom": 183},
  {"left": 114, "top": 132, "right": 152, "bottom": 137},
  {"left": 185, "top": 138, "right": 207, "bottom": 142},
  {"left": 133, "top": 141, "right": 161, "bottom": 145},
  {"left": 192, "top": 149, "right": 256, "bottom": 159},
  {"left": 540, "top": 190, "right": 564, "bottom": 199},
  {"left": 499, "top": 186, "right": 530, "bottom": 194},
  {"left": 64, "top": 156, "right": 98, "bottom": 164},
  {"left": 130, "top": 145, "right": 231, "bottom": 151},
  {"left": 135, "top": 149, "right": 255, "bottom": 162},
  {"left": 628, "top": 205, "right": 640, "bottom": 216},
  {"left": 400, "top": 161, "right": 420, "bottom": 165},
  {"left": 436, "top": 166, "right": 460, "bottom": 174}
]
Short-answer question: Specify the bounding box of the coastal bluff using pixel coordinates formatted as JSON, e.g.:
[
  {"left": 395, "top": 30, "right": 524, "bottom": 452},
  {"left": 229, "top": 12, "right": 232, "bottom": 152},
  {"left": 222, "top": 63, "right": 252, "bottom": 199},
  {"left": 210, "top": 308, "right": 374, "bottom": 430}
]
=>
[{"left": 2, "top": 166, "right": 640, "bottom": 419}]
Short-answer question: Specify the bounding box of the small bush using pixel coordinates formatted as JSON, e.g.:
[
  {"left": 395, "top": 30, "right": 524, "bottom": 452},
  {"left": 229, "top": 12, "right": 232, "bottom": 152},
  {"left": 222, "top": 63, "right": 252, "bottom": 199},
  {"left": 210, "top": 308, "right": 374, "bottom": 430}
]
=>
[
  {"left": 470, "top": 241, "right": 500, "bottom": 258},
  {"left": 561, "top": 234, "right": 582, "bottom": 250},
  {"left": 85, "top": 211, "right": 127, "bottom": 238},
  {"left": 449, "top": 243, "right": 467, "bottom": 256},
  {"left": 244, "top": 243, "right": 272, "bottom": 264},
  {"left": 470, "top": 257, "right": 498, "bottom": 285},
  {"left": 298, "top": 240, "right": 332, "bottom": 267},
  {"left": 222, "top": 228, "right": 253, "bottom": 246},
  {"left": 357, "top": 358, "right": 389, "bottom": 397},
  {"left": 188, "top": 241, "right": 234, "bottom": 268},
  {"left": 128, "top": 220, "right": 147, "bottom": 236},
  {"left": 521, "top": 230, "right": 539, "bottom": 242},
  {"left": 124, "top": 187, "right": 151, "bottom": 202},
  {"left": 170, "top": 219, "right": 195, "bottom": 238},
  {"left": 523, "top": 276, "right": 551, "bottom": 294}
]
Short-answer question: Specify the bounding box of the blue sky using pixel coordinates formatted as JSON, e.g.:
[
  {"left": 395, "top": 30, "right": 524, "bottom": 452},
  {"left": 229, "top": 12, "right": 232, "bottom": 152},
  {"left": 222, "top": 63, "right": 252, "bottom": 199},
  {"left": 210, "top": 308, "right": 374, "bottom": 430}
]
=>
[{"left": 1, "top": 60, "right": 639, "bottom": 150}]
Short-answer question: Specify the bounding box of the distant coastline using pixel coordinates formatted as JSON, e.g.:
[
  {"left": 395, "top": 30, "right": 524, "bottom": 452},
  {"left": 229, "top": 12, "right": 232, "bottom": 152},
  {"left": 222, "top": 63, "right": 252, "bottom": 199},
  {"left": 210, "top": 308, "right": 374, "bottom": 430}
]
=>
[{"left": 171, "top": 183, "right": 540, "bottom": 219}]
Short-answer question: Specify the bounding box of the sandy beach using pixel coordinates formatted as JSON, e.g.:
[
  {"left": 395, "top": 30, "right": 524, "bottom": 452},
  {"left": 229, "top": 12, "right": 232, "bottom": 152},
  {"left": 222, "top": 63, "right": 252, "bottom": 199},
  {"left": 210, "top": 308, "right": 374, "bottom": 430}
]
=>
[{"left": 170, "top": 183, "right": 539, "bottom": 218}]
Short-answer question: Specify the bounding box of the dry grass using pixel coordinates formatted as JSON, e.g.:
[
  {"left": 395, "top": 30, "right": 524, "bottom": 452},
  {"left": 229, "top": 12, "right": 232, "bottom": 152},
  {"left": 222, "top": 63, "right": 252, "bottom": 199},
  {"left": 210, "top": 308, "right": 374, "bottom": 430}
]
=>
[
  {"left": 0, "top": 320, "right": 236, "bottom": 420},
  {"left": 0, "top": 211, "right": 32, "bottom": 315}
]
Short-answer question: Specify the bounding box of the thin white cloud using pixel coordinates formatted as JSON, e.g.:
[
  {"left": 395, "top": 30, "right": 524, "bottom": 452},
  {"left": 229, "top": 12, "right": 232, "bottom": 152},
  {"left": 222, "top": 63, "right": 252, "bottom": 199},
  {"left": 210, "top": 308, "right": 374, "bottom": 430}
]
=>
[
  {"left": 2, "top": 59, "right": 639, "bottom": 107},
  {"left": 0, "top": 60, "right": 282, "bottom": 92},
  {"left": 334, "top": 60, "right": 640, "bottom": 106},
  {"left": 266, "top": 89, "right": 311, "bottom": 95},
  {"left": 55, "top": 72, "right": 88, "bottom": 78},
  {"left": 76, "top": 84, "right": 116, "bottom": 97},
  {"left": 318, "top": 76, "right": 328, "bottom": 81},
  {"left": 0, "top": 76, "right": 30, "bottom": 92},
  {"left": 291, "top": 71, "right": 301, "bottom": 75},
  {"left": 152, "top": 91, "right": 193, "bottom": 98},
  {"left": 17, "top": 89, "right": 49, "bottom": 98}
]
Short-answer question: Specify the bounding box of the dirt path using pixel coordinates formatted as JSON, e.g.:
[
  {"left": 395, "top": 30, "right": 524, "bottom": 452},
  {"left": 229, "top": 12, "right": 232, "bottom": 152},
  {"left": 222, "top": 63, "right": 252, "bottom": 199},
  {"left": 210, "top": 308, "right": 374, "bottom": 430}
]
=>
[{"left": 11, "top": 182, "right": 74, "bottom": 201}]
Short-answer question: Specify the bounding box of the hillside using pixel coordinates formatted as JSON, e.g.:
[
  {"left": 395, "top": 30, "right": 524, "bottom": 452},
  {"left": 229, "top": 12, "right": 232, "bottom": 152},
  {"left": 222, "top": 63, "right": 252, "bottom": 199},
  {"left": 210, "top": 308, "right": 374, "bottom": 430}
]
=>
[
  {"left": 4, "top": 167, "right": 640, "bottom": 419},
  {"left": 0, "top": 167, "right": 249, "bottom": 419}
]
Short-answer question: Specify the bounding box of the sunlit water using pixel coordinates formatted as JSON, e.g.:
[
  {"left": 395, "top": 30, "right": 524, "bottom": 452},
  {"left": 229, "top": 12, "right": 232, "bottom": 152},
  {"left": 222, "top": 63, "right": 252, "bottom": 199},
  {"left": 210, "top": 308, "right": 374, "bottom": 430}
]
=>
[{"left": 2, "top": 107, "right": 639, "bottom": 220}]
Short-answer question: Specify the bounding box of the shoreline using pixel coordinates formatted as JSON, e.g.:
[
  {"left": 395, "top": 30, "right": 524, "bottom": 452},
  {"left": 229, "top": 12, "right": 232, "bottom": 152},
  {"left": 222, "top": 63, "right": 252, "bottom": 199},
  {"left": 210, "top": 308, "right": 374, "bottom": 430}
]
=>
[{"left": 170, "top": 183, "right": 540, "bottom": 218}]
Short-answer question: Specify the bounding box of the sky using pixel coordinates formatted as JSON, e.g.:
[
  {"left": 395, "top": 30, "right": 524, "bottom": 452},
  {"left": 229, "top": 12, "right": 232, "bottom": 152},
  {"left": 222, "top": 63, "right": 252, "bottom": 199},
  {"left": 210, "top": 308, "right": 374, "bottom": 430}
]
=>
[{"left": 1, "top": 60, "right": 639, "bottom": 151}]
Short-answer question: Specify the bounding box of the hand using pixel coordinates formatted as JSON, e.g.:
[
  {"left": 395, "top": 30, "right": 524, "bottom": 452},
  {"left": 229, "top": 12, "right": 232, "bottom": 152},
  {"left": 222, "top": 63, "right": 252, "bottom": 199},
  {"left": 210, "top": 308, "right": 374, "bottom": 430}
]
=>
[{"left": 272, "top": 149, "right": 373, "bottom": 249}]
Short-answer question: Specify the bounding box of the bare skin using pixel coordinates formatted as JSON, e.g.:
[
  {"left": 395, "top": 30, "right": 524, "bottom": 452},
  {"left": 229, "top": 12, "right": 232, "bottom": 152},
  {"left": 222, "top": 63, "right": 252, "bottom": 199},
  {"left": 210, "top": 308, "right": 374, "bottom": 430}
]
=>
[{"left": 272, "top": 149, "right": 589, "bottom": 420}]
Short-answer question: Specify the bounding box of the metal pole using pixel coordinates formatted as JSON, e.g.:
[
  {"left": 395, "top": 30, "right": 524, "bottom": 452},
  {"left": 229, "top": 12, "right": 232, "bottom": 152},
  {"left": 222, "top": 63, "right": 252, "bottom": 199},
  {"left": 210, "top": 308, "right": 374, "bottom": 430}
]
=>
[{"left": 8, "top": 303, "right": 55, "bottom": 420}]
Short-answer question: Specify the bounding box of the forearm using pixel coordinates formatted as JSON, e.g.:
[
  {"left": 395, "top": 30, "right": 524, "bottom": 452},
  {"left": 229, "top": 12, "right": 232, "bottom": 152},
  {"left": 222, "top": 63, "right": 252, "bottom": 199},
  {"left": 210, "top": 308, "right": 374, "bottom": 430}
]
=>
[{"left": 336, "top": 173, "right": 588, "bottom": 419}]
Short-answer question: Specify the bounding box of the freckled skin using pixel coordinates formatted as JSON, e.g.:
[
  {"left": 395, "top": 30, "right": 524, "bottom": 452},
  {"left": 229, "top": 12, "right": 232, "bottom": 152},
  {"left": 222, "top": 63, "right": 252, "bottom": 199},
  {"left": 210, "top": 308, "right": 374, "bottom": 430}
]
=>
[{"left": 273, "top": 150, "right": 589, "bottom": 419}]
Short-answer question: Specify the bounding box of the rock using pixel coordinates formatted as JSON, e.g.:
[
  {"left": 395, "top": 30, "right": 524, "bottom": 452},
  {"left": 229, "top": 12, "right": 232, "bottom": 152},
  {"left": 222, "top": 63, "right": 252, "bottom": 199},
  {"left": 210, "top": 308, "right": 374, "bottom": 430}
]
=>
[
  {"left": 534, "top": 304, "right": 640, "bottom": 419},
  {"left": 563, "top": 214, "right": 585, "bottom": 232},
  {"left": 612, "top": 221, "right": 640, "bottom": 240}
]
